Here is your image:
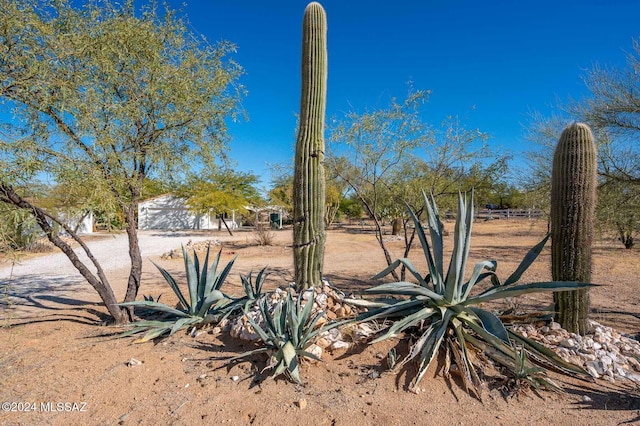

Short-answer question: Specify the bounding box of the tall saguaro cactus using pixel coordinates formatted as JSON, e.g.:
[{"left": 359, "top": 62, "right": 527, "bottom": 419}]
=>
[
  {"left": 293, "top": 2, "right": 327, "bottom": 291},
  {"left": 551, "top": 122, "right": 597, "bottom": 335}
]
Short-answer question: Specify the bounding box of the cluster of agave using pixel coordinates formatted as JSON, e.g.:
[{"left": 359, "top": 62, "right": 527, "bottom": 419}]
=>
[
  {"left": 119, "top": 244, "right": 335, "bottom": 384},
  {"left": 121, "top": 190, "right": 594, "bottom": 392},
  {"left": 345, "top": 190, "right": 592, "bottom": 394},
  {"left": 119, "top": 245, "right": 265, "bottom": 343}
]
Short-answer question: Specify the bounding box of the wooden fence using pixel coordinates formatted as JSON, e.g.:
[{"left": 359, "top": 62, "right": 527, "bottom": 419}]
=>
[{"left": 471, "top": 209, "right": 545, "bottom": 220}]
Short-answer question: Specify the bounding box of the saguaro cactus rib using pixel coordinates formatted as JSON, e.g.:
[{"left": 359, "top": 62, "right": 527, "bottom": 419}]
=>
[
  {"left": 551, "top": 122, "right": 597, "bottom": 335},
  {"left": 293, "top": 2, "right": 327, "bottom": 290}
]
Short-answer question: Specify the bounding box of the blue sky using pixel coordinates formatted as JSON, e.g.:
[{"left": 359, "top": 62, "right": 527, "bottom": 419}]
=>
[{"left": 179, "top": 1, "right": 638, "bottom": 188}]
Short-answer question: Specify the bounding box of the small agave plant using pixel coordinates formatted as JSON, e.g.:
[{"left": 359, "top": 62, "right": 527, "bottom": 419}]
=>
[
  {"left": 345, "top": 190, "right": 593, "bottom": 394},
  {"left": 231, "top": 289, "right": 337, "bottom": 384},
  {"left": 120, "top": 245, "right": 245, "bottom": 342}
]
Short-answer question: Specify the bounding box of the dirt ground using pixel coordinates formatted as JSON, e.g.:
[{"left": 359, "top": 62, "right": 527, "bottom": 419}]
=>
[{"left": 1, "top": 219, "right": 640, "bottom": 425}]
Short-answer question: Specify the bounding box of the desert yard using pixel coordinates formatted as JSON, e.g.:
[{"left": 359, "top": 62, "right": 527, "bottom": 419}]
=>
[{"left": 1, "top": 219, "right": 639, "bottom": 425}]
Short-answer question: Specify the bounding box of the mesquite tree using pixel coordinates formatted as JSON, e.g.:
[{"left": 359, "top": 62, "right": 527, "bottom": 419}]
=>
[
  {"left": 0, "top": 0, "right": 242, "bottom": 324},
  {"left": 293, "top": 2, "right": 327, "bottom": 290},
  {"left": 551, "top": 123, "right": 597, "bottom": 335}
]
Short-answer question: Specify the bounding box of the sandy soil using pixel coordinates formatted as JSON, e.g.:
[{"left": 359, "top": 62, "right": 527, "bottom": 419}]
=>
[{"left": 1, "top": 220, "right": 639, "bottom": 425}]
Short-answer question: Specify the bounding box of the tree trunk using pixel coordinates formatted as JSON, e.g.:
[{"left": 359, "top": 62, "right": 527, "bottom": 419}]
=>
[
  {"left": 371, "top": 215, "right": 400, "bottom": 281},
  {"left": 0, "top": 183, "right": 129, "bottom": 324},
  {"left": 123, "top": 205, "right": 142, "bottom": 317},
  {"left": 221, "top": 216, "right": 234, "bottom": 236},
  {"left": 391, "top": 217, "right": 402, "bottom": 235}
]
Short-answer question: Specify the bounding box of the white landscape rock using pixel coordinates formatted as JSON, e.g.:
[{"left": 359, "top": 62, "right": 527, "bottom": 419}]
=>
[{"left": 511, "top": 320, "right": 640, "bottom": 384}]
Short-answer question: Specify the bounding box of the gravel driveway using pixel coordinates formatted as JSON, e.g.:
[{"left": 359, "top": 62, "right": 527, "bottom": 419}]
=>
[{"left": 0, "top": 230, "right": 216, "bottom": 316}]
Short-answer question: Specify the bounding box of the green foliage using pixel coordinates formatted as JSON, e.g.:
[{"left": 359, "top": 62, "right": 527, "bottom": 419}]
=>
[
  {"left": 338, "top": 194, "right": 364, "bottom": 219},
  {"left": 268, "top": 173, "right": 294, "bottom": 214},
  {"left": 345, "top": 190, "right": 592, "bottom": 394},
  {"left": 551, "top": 123, "right": 597, "bottom": 335},
  {"left": 293, "top": 2, "right": 328, "bottom": 290},
  {"left": 0, "top": 0, "right": 243, "bottom": 198},
  {"left": 328, "top": 88, "right": 508, "bottom": 280},
  {"left": 0, "top": 203, "right": 39, "bottom": 252},
  {"left": 231, "top": 289, "right": 334, "bottom": 384},
  {"left": 0, "top": 0, "right": 244, "bottom": 322},
  {"left": 597, "top": 179, "right": 639, "bottom": 248},
  {"left": 181, "top": 169, "right": 263, "bottom": 217},
  {"left": 119, "top": 245, "right": 240, "bottom": 342},
  {"left": 525, "top": 38, "right": 640, "bottom": 246}
]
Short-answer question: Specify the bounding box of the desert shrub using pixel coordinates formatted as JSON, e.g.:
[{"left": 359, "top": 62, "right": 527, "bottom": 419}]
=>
[{"left": 253, "top": 224, "right": 275, "bottom": 246}]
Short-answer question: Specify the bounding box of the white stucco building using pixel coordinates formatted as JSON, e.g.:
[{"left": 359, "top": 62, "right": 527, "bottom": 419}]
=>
[{"left": 137, "top": 194, "right": 238, "bottom": 231}]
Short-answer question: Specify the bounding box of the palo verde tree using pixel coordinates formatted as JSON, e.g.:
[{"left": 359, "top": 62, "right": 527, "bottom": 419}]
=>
[
  {"left": 180, "top": 169, "right": 263, "bottom": 236},
  {"left": 0, "top": 0, "right": 243, "bottom": 324},
  {"left": 328, "top": 91, "right": 505, "bottom": 280}
]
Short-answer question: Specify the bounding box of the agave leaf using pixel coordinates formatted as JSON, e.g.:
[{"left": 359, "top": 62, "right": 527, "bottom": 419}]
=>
[
  {"left": 371, "top": 306, "right": 437, "bottom": 344},
  {"left": 204, "top": 249, "right": 222, "bottom": 296},
  {"left": 460, "top": 260, "right": 497, "bottom": 302},
  {"left": 423, "top": 191, "right": 444, "bottom": 284},
  {"left": 262, "top": 299, "right": 279, "bottom": 338},
  {"left": 296, "top": 292, "right": 315, "bottom": 344},
  {"left": 373, "top": 258, "right": 429, "bottom": 288},
  {"left": 118, "top": 300, "right": 189, "bottom": 318},
  {"left": 465, "top": 331, "right": 518, "bottom": 367},
  {"left": 300, "top": 311, "right": 327, "bottom": 343},
  {"left": 343, "top": 297, "right": 400, "bottom": 308},
  {"left": 240, "top": 274, "right": 252, "bottom": 298},
  {"left": 213, "top": 255, "right": 237, "bottom": 291},
  {"left": 282, "top": 340, "right": 297, "bottom": 367},
  {"left": 243, "top": 305, "right": 273, "bottom": 345},
  {"left": 117, "top": 320, "right": 174, "bottom": 338},
  {"left": 364, "top": 281, "right": 444, "bottom": 300},
  {"left": 151, "top": 261, "right": 189, "bottom": 311},
  {"left": 297, "top": 349, "right": 322, "bottom": 362},
  {"left": 411, "top": 309, "right": 453, "bottom": 389},
  {"left": 198, "top": 244, "right": 212, "bottom": 305},
  {"left": 465, "top": 306, "right": 510, "bottom": 344},
  {"left": 508, "top": 330, "right": 588, "bottom": 375},
  {"left": 503, "top": 234, "right": 550, "bottom": 286},
  {"left": 452, "top": 322, "right": 482, "bottom": 397},
  {"left": 170, "top": 316, "right": 200, "bottom": 336},
  {"left": 288, "top": 306, "right": 300, "bottom": 348},
  {"left": 254, "top": 267, "right": 267, "bottom": 297},
  {"left": 229, "top": 347, "right": 270, "bottom": 362},
  {"left": 134, "top": 326, "right": 171, "bottom": 343},
  {"left": 197, "top": 289, "right": 227, "bottom": 317},
  {"left": 123, "top": 319, "right": 175, "bottom": 328},
  {"left": 182, "top": 246, "right": 199, "bottom": 314},
  {"left": 352, "top": 299, "right": 425, "bottom": 324},
  {"left": 444, "top": 192, "right": 470, "bottom": 302},
  {"left": 466, "top": 281, "right": 596, "bottom": 305},
  {"left": 301, "top": 313, "right": 345, "bottom": 344},
  {"left": 464, "top": 330, "right": 561, "bottom": 391},
  {"left": 406, "top": 202, "right": 443, "bottom": 292},
  {"left": 193, "top": 247, "right": 201, "bottom": 288},
  {"left": 372, "top": 258, "right": 403, "bottom": 280}
]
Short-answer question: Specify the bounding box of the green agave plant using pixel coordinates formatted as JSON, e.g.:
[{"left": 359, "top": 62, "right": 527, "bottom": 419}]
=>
[
  {"left": 120, "top": 245, "right": 242, "bottom": 343},
  {"left": 231, "top": 289, "right": 337, "bottom": 384},
  {"left": 345, "top": 190, "right": 594, "bottom": 394}
]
